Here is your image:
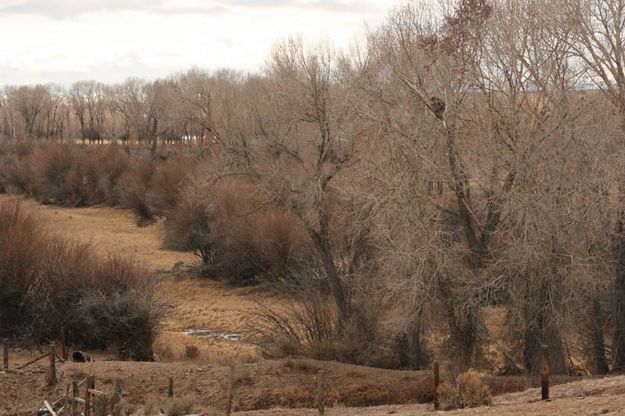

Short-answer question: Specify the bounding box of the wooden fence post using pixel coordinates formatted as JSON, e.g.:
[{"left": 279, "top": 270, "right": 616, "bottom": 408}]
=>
[
  {"left": 97, "top": 395, "right": 108, "bottom": 416},
  {"left": 72, "top": 398, "right": 80, "bottom": 416},
  {"left": 433, "top": 361, "right": 440, "bottom": 410},
  {"left": 317, "top": 369, "right": 325, "bottom": 416},
  {"left": 226, "top": 364, "right": 235, "bottom": 416},
  {"left": 3, "top": 338, "right": 8, "bottom": 370},
  {"left": 63, "top": 384, "right": 70, "bottom": 415},
  {"left": 72, "top": 369, "right": 79, "bottom": 397},
  {"left": 85, "top": 376, "right": 95, "bottom": 416},
  {"left": 48, "top": 342, "right": 56, "bottom": 387},
  {"left": 168, "top": 376, "right": 174, "bottom": 399},
  {"left": 60, "top": 327, "right": 67, "bottom": 361},
  {"left": 114, "top": 378, "right": 123, "bottom": 402},
  {"left": 72, "top": 369, "right": 80, "bottom": 416},
  {"left": 541, "top": 345, "right": 550, "bottom": 401}
]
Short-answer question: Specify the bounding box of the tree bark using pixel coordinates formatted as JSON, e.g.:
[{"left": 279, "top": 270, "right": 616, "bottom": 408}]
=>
[
  {"left": 613, "top": 212, "right": 625, "bottom": 370},
  {"left": 589, "top": 299, "right": 609, "bottom": 374},
  {"left": 311, "top": 232, "right": 351, "bottom": 326},
  {"left": 522, "top": 274, "right": 568, "bottom": 375}
]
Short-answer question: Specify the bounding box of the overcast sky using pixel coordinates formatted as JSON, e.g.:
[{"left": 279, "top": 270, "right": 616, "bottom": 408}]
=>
[{"left": 0, "top": 0, "right": 397, "bottom": 85}]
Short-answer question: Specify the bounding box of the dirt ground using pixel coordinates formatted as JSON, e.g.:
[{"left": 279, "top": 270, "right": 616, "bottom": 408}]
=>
[{"left": 3, "top": 195, "right": 625, "bottom": 415}]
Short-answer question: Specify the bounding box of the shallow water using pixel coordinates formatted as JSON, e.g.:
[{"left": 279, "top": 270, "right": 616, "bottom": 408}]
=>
[{"left": 182, "top": 328, "right": 243, "bottom": 341}]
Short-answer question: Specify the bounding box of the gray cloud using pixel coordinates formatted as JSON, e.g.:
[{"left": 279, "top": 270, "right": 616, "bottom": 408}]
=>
[
  {"left": 0, "top": 52, "right": 163, "bottom": 86},
  {"left": 0, "top": 0, "right": 377, "bottom": 18},
  {"left": 230, "top": 0, "right": 380, "bottom": 13},
  {"left": 0, "top": 0, "right": 229, "bottom": 18}
]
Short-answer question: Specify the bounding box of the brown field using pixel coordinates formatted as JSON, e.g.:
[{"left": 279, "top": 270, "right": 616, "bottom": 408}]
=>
[
  {"left": 2, "top": 194, "right": 625, "bottom": 415},
  {"left": 0, "top": 194, "right": 286, "bottom": 364}
]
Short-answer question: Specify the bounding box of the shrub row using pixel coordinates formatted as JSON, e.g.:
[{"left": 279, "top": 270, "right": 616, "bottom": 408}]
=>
[
  {"left": 1, "top": 142, "right": 399, "bottom": 367},
  {"left": 164, "top": 177, "right": 311, "bottom": 284},
  {"left": 1, "top": 142, "right": 312, "bottom": 285},
  {"left": 0, "top": 200, "right": 160, "bottom": 360}
]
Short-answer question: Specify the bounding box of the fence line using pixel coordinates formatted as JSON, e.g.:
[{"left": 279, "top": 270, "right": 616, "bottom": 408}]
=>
[{"left": 0, "top": 333, "right": 552, "bottom": 416}]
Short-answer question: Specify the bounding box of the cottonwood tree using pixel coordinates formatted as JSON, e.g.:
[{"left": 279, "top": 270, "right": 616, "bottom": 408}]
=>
[
  {"left": 174, "top": 69, "right": 229, "bottom": 145},
  {"left": 473, "top": 0, "right": 588, "bottom": 374},
  {"left": 565, "top": 0, "right": 625, "bottom": 370},
  {"left": 249, "top": 38, "right": 373, "bottom": 328},
  {"left": 365, "top": 0, "right": 500, "bottom": 368},
  {"left": 4, "top": 85, "right": 59, "bottom": 140},
  {"left": 363, "top": 0, "right": 584, "bottom": 370},
  {"left": 172, "top": 68, "right": 258, "bottom": 170},
  {"left": 0, "top": 88, "right": 17, "bottom": 140},
  {"left": 114, "top": 78, "right": 177, "bottom": 154},
  {"left": 69, "top": 81, "right": 107, "bottom": 143}
]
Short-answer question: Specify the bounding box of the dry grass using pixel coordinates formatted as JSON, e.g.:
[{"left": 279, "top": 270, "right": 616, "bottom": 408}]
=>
[
  {"left": 153, "top": 331, "right": 260, "bottom": 364},
  {"left": 0, "top": 195, "right": 283, "bottom": 364},
  {"left": 156, "top": 279, "right": 287, "bottom": 332},
  {"left": 164, "top": 395, "right": 196, "bottom": 416},
  {"left": 0, "top": 194, "right": 196, "bottom": 270},
  {"left": 1, "top": 359, "right": 434, "bottom": 415},
  {"left": 439, "top": 369, "right": 493, "bottom": 410}
]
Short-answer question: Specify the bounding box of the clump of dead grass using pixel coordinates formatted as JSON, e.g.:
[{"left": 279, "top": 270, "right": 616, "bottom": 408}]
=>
[
  {"left": 439, "top": 369, "right": 492, "bottom": 410},
  {"left": 153, "top": 331, "right": 260, "bottom": 364},
  {"left": 164, "top": 395, "right": 196, "bottom": 416}
]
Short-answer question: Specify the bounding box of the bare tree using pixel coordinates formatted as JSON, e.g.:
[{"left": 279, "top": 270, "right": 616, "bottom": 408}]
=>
[
  {"left": 69, "top": 81, "right": 107, "bottom": 142},
  {"left": 249, "top": 37, "right": 369, "bottom": 327},
  {"left": 566, "top": 0, "right": 625, "bottom": 370},
  {"left": 114, "top": 78, "right": 177, "bottom": 155}
]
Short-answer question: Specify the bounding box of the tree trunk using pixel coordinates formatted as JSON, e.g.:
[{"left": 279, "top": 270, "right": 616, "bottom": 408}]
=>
[
  {"left": 589, "top": 299, "right": 609, "bottom": 374},
  {"left": 150, "top": 118, "right": 159, "bottom": 157},
  {"left": 440, "top": 122, "right": 484, "bottom": 369},
  {"left": 315, "top": 235, "right": 351, "bottom": 326},
  {"left": 522, "top": 275, "right": 568, "bottom": 375},
  {"left": 436, "top": 274, "right": 479, "bottom": 370},
  {"left": 613, "top": 213, "right": 625, "bottom": 370},
  {"left": 309, "top": 213, "right": 351, "bottom": 328}
]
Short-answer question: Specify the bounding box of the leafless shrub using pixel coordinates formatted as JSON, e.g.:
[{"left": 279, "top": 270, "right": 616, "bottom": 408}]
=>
[
  {"left": 147, "top": 154, "right": 195, "bottom": 216},
  {"left": 13, "top": 139, "right": 34, "bottom": 159},
  {"left": 78, "top": 289, "right": 160, "bottom": 361},
  {"left": 164, "top": 396, "right": 196, "bottom": 416},
  {"left": 117, "top": 151, "right": 157, "bottom": 226},
  {"left": 253, "top": 278, "right": 395, "bottom": 367},
  {"left": 184, "top": 344, "right": 200, "bottom": 360},
  {"left": 0, "top": 200, "right": 160, "bottom": 360},
  {"left": 165, "top": 175, "right": 311, "bottom": 284},
  {"left": 439, "top": 369, "right": 492, "bottom": 410},
  {"left": 0, "top": 200, "right": 48, "bottom": 337},
  {"left": 3, "top": 143, "right": 131, "bottom": 206},
  {"left": 163, "top": 186, "right": 214, "bottom": 260}
]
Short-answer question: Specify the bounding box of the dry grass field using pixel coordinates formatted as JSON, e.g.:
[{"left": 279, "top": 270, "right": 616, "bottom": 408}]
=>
[{"left": 0, "top": 194, "right": 284, "bottom": 365}]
